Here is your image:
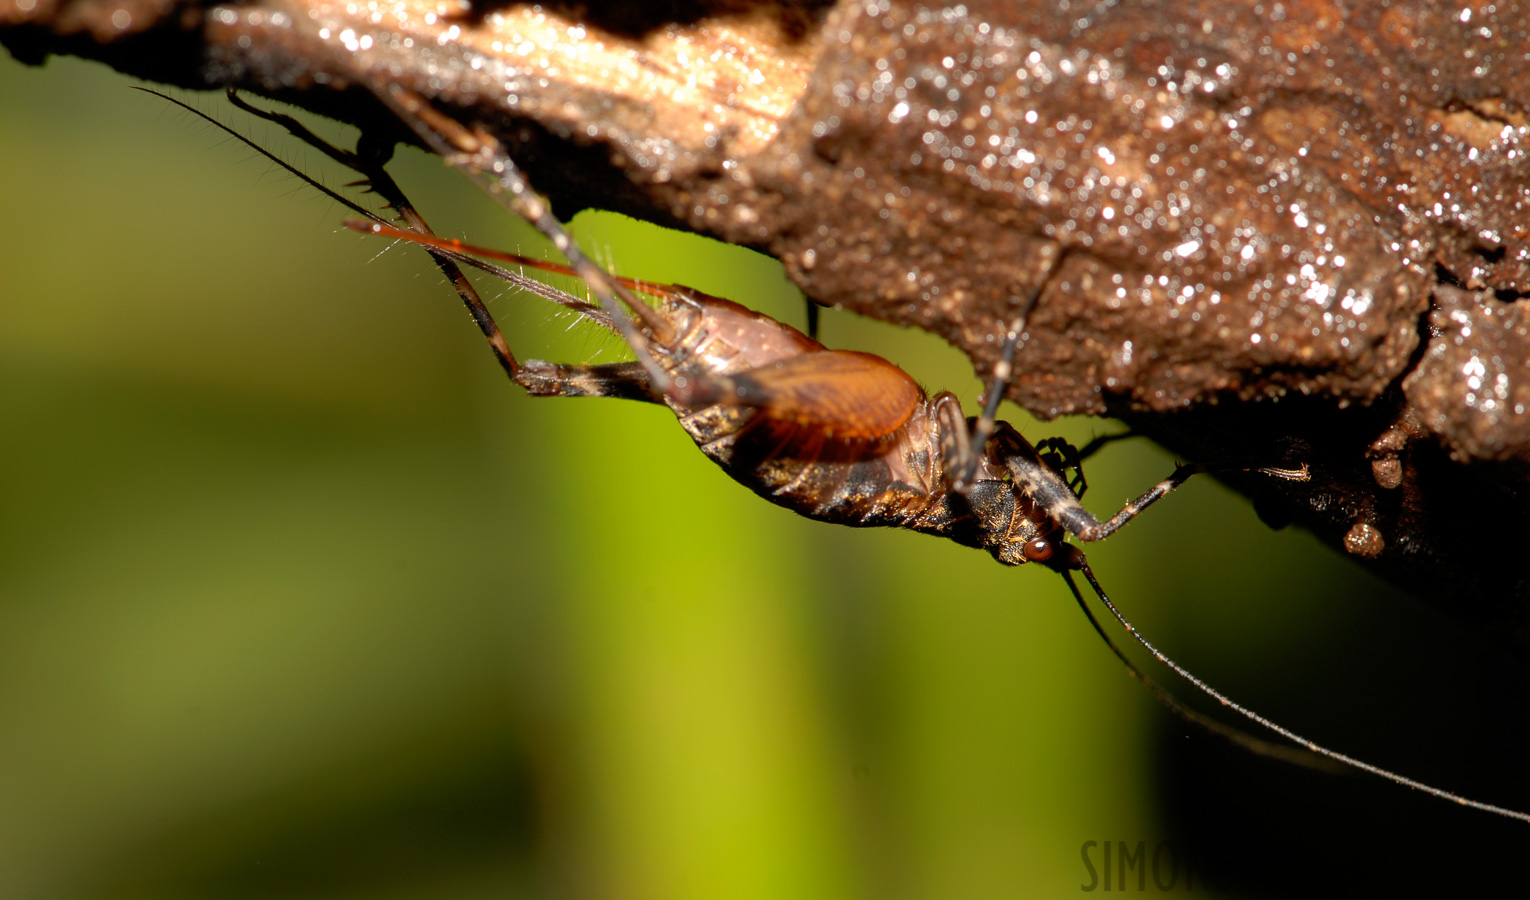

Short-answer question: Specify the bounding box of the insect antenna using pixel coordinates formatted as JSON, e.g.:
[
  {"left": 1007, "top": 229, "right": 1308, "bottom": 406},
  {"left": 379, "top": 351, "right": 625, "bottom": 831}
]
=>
[
  {"left": 1061, "top": 558, "right": 1530, "bottom": 824},
  {"left": 1057, "top": 573, "right": 1343, "bottom": 772}
]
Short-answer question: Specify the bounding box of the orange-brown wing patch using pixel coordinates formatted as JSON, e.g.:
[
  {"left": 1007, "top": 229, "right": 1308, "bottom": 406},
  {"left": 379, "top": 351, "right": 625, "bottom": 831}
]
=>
[{"left": 737, "top": 350, "right": 924, "bottom": 442}]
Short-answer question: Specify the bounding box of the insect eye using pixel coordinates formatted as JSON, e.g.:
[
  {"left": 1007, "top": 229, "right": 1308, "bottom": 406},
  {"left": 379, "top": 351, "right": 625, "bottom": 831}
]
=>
[{"left": 1022, "top": 537, "right": 1053, "bottom": 562}]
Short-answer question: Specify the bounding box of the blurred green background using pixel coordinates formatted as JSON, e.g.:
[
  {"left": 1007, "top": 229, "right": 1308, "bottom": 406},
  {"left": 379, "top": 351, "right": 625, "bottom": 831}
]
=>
[{"left": 3, "top": 53, "right": 1529, "bottom": 898}]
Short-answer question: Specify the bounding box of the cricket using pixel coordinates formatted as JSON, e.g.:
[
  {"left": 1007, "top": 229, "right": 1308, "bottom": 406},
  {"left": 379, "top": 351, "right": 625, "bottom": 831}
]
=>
[{"left": 145, "top": 85, "right": 1530, "bottom": 827}]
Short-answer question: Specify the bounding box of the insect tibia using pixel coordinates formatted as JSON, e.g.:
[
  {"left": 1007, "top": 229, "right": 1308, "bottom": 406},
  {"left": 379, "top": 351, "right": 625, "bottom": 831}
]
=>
[
  {"left": 1257, "top": 463, "right": 1311, "bottom": 482},
  {"left": 1003, "top": 452, "right": 1201, "bottom": 545}
]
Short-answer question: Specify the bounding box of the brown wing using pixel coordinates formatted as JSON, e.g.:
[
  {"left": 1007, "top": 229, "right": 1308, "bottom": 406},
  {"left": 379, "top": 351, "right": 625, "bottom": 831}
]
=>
[{"left": 734, "top": 350, "right": 925, "bottom": 442}]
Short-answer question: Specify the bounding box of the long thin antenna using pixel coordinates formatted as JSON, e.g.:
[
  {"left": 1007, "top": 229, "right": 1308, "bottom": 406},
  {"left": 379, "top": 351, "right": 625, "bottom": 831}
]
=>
[
  {"left": 1066, "top": 561, "right": 1530, "bottom": 824},
  {"left": 1057, "top": 574, "right": 1343, "bottom": 771}
]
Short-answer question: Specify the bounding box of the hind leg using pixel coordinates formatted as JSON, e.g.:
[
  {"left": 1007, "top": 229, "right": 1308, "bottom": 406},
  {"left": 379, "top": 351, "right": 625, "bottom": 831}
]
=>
[
  {"left": 164, "top": 88, "right": 527, "bottom": 382},
  {"left": 515, "top": 361, "right": 664, "bottom": 404},
  {"left": 365, "top": 84, "right": 684, "bottom": 400}
]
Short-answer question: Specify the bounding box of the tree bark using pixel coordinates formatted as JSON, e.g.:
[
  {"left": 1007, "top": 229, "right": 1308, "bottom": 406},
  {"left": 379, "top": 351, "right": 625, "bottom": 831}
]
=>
[{"left": 6, "top": 0, "right": 1530, "bottom": 644}]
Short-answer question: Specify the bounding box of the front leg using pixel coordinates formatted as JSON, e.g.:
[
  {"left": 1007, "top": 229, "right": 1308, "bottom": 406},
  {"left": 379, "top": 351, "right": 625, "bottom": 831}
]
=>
[{"left": 1005, "top": 453, "right": 1309, "bottom": 545}]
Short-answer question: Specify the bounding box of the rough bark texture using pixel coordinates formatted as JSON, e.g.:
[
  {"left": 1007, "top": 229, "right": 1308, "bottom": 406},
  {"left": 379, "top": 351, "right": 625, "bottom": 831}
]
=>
[{"left": 6, "top": 0, "right": 1530, "bottom": 644}]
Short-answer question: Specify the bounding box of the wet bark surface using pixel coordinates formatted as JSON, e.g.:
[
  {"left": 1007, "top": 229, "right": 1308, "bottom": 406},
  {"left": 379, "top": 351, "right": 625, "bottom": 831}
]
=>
[{"left": 6, "top": 0, "right": 1530, "bottom": 643}]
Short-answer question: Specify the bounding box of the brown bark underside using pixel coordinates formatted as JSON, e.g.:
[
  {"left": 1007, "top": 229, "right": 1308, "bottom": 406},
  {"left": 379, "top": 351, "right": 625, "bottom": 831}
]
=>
[{"left": 6, "top": 0, "right": 1530, "bottom": 642}]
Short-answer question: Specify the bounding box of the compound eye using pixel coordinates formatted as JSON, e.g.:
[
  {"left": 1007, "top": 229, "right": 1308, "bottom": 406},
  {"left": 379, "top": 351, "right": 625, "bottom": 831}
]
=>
[{"left": 1022, "top": 537, "right": 1054, "bottom": 562}]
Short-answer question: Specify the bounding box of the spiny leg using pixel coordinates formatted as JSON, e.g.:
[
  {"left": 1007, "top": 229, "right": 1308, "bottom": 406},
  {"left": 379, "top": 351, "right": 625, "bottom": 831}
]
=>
[
  {"left": 342, "top": 220, "right": 683, "bottom": 404},
  {"left": 213, "top": 89, "right": 675, "bottom": 412},
  {"left": 948, "top": 245, "right": 1071, "bottom": 491},
  {"left": 222, "top": 90, "right": 521, "bottom": 377},
  {"left": 1010, "top": 454, "right": 1203, "bottom": 544},
  {"left": 364, "top": 85, "right": 682, "bottom": 399},
  {"left": 228, "top": 94, "right": 667, "bottom": 391},
  {"left": 1064, "top": 561, "right": 1530, "bottom": 824},
  {"left": 1006, "top": 446, "right": 1310, "bottom": 545},
  {"left": 140, "top": 87, "right": 524, "bottom": 380},
  {"left": 946, "top": 322, "right": 1025, "bottom": 491}
]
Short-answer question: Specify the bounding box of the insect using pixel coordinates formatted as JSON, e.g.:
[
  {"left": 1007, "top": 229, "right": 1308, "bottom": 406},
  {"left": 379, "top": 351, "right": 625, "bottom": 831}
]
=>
[
  {"left": 137, "top": 84, "right": 1530, "bottom": 833},
  {"left": 350, "top": 86, "right": 1530, "bottom": 826}
]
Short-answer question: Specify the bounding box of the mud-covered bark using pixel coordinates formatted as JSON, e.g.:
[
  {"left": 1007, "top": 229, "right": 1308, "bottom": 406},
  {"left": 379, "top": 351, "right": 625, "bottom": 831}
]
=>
[{"left": 6, "top": 0, "right": 1530, "bottom": 641}]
